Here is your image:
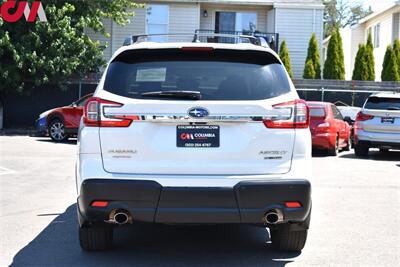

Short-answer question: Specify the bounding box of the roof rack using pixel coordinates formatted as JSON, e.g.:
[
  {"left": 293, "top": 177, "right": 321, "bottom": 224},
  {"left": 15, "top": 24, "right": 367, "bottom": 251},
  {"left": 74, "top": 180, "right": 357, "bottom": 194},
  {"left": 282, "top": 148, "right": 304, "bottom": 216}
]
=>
[{"left": 122, "top": 32, "right": 269, "bottom": 48}]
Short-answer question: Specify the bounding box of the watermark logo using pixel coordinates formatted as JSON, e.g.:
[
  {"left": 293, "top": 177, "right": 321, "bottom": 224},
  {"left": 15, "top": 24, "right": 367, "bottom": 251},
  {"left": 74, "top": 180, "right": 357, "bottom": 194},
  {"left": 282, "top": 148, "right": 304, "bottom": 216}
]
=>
[{"left": 0, "top": 0, "right": 47, "bottom": 23}]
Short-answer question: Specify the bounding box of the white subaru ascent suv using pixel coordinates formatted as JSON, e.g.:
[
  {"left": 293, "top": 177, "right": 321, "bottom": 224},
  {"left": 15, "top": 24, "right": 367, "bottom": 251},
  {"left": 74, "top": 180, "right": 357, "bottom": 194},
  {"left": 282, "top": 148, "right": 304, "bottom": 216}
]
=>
[{"left": 76, "top": 34, "right": 312, "bottom": 252}]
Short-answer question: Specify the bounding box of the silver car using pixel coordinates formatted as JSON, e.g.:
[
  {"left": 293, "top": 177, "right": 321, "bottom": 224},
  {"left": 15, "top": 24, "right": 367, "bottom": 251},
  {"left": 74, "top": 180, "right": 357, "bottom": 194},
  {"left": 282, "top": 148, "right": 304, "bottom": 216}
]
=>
[{"left": 354, "top": 92, "right": 400, "bottom": 157}]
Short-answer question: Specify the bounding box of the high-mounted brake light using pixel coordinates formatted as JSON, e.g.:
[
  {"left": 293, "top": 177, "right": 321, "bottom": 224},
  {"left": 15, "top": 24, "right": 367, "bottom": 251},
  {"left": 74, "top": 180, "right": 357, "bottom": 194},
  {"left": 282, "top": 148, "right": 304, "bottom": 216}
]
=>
[
  {"left": 356, "top": 111, "right": 374, "bottom": 121},
  {"left": 263, "top": 99, "right": 310, "bottom": 129},
  {"left": 83, "top": 97, "right": 136, "bottom": 127},
  {"left": 181, "top": 47, "right": 214, "bottom": 52}
]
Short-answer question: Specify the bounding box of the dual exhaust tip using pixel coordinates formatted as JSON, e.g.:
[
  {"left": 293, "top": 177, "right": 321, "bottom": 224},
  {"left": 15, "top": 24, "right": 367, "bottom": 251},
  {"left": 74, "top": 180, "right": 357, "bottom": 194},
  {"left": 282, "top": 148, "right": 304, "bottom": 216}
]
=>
[{"left": 264, "top": 209, "right": 284, "bottom": 224}]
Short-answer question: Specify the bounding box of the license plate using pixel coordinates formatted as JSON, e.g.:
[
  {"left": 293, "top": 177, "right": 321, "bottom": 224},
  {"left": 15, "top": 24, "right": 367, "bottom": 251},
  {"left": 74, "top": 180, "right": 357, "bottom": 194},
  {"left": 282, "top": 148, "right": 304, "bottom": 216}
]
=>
[
  {"left": 177, "top": 125, "right": 220, "bottom": 148},
  {"left": 381, "top": 117, "right": 395, "bottom": 124}
]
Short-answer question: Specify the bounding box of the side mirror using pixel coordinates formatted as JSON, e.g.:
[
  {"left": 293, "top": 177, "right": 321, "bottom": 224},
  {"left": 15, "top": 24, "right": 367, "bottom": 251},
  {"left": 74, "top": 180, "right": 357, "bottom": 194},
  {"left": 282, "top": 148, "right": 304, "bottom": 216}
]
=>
[
  {"left": 343, "top": 116, "right": 353, "bottom": 125},
  {"left": 71, "top": 102, "right": 77, "bottom": 108}
]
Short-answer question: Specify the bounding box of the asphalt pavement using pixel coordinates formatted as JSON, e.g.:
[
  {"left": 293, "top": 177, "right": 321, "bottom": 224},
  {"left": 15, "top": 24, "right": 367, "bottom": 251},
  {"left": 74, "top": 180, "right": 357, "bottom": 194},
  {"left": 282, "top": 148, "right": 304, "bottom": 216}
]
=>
[{"left": 0, "top": 136, "right": 399, "bottom": 267}]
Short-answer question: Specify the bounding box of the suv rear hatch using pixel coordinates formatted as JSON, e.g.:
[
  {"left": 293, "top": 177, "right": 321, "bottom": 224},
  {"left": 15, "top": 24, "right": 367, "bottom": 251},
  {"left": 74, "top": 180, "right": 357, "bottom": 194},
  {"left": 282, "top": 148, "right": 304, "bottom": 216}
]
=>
[
  {"left": 362, "top": 96, "right": 400, "bottom": 133},
  {"left": 93, "top": 48, "right": 306, "bottom": 175}
]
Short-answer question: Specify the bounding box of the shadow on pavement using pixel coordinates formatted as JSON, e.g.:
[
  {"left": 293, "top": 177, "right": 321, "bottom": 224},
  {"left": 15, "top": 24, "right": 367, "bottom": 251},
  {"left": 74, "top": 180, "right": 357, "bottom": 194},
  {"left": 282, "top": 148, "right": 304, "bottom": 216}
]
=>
[
  {"left": 34, "top": 138, "right": 77, "bottom": 145},
  {"left": 11, "top": 205, "right": 299, "bottom": 267},
  {"left": 339, "top": 150, "right": 400, "bottom": 162}
]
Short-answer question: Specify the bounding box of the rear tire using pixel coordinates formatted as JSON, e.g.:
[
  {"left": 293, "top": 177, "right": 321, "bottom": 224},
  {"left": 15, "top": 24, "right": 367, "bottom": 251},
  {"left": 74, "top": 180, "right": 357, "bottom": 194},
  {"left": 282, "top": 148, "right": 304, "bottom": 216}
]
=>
[
  {"left": 271, "top": 224, "right": 308, "bottom": 252},
  {"left": 343, "top": 136, "right": 351, "bottom": 152},
  {"left": 79, "top": 224, "right": 113, "bottom": 251},
  {"left": 328, "top": 135, "right": 339, "bottom": 156},
  {"left": 354, "top": 142, "right": 369, "bottom": 157}
]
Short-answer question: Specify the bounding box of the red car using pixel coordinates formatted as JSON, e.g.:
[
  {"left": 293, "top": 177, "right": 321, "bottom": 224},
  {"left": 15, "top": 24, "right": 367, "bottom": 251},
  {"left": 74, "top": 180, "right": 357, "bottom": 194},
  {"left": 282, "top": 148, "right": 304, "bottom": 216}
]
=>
[
  {"left": 307, "top": 101, "right": 351, "bottom": 155},
  {"left": 36, "top": 94, "right": 93, "bottom": 142}
]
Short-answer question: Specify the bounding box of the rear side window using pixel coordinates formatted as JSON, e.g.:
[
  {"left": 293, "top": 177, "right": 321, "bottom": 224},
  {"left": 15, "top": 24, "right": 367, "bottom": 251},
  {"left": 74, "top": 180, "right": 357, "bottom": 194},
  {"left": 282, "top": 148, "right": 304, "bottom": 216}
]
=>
[
  {"left": 364, "top": 97, "right": 400, "bottom": 110},
  {"left": 103, "top": 49, "right": 291, "bottom": 101},
  {"left": 309, "top": 107, "right": 325, "bottom": 117}
]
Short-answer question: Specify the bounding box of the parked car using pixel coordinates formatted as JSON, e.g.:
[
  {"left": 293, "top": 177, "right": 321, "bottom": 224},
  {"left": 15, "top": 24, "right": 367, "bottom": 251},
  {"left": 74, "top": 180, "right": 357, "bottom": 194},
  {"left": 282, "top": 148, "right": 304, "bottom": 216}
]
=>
[
  {"left": 354, "top": 92, "right": 400, "bottom": 157},
  {"left": 337, "top": 106, "right": 361, "bottom": 147},
  {"left": 76, "top": 34, "right": 312, "bottom": 252},
  {"left": 307, "top": 101, "right": 351, "bottom": 156},
  {"left": 36, "top": 94, "right": 93, "bottom": 142}
]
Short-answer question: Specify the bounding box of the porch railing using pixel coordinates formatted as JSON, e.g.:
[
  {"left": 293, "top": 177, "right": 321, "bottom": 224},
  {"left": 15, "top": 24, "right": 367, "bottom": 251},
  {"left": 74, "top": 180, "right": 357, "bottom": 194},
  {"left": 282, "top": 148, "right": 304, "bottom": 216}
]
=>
[{"left": 195, "top": 29, "right": 279, "bottom": 52}]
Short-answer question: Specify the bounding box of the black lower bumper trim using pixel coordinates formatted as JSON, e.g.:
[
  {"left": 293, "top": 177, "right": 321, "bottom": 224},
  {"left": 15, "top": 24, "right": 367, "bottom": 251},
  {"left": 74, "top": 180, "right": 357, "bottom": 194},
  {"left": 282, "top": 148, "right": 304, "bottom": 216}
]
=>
[{"left": 78, "top": 179, "right": 311, "bottom": 225}]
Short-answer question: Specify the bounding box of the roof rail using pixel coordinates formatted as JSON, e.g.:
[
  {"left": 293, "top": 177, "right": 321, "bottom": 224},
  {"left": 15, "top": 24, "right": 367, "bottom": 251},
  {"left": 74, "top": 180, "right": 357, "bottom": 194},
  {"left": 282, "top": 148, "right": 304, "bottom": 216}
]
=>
[{"left": 122, "top": 33, "right": 269, "bottom": 48}]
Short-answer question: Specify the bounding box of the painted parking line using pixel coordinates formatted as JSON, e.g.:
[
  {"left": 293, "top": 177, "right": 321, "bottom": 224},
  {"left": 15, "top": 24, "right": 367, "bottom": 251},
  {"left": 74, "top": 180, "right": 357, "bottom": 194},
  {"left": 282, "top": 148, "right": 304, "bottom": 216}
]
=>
[{"left": 0, "top": 166, "right": 16, "bottom": 175}]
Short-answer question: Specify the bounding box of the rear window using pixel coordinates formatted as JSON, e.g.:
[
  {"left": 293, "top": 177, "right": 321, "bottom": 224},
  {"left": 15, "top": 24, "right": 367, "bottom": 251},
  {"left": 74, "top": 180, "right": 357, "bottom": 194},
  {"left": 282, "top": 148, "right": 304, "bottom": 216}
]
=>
[
  {"left": 364, "top": 97, "right": 400, "bottom": 110},
  {"left": 309, "top": 107, "right": 325, "bottom": 117},
  {"left": 103, "top": 49, "right": 291, "bottom": 101}
]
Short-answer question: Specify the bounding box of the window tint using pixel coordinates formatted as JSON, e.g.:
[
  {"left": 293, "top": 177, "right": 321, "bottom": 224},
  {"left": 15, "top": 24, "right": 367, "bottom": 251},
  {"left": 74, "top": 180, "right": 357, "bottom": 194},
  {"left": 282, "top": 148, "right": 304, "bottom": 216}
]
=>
[
  {"left": 309, "top": 107, "right": 325, "bottom": 117},
  {"left": 365, "top": 97, "right": 400, "bottom": 110},
  {"left": 331, "top": 105, "right": 343, "bottom": 120},
  {"left": 103, "top": 49, "right": 290, "bottom": 101}
]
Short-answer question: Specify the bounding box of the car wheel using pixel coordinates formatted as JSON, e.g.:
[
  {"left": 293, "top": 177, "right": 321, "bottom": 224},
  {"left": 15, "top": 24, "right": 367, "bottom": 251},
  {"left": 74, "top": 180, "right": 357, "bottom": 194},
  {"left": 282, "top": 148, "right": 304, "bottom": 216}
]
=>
[
  {"left": 270, "top": 223, "right": 308, "bottom": 252},
  {"left": 354, "top": 142, "right": 369, "bottom": 157},
  {"left": 48, "top": 119, "right": 68, "bottom": 142},
  {"left": 343, "top": 136, "right": 351, "bottom": 152},
  {"left": 79, "top": 224, "right": 113, "bottom": 251},
  {"left": 328, "top": 135, "right": 339, "bottom": 156}
]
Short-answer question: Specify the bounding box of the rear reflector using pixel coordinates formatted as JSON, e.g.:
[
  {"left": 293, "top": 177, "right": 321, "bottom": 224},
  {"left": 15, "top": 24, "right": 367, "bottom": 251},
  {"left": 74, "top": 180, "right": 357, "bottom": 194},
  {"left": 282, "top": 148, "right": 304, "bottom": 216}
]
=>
[
  {"left": 263, "top": 99, "right": 310, "bottom": 129},
  {"left": 285, "top": 201, "right": 302, "bottom": 208},
  {"left": 91, "top": 201, "right": 109, "bottom": 207}
]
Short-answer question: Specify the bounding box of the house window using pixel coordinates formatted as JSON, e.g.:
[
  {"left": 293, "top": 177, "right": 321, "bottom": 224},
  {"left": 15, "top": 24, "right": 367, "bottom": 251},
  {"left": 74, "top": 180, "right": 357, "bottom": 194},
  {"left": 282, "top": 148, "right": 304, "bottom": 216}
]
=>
[
  {"left": 235, "top": 12, "right": 257, "bottom": 33},
  {"left": 146, "top": 5, "right": 169, "bottom": 42},
  {"left": 215, "top": 12, "right": 257, "bottom": 33},
  {"left": 374, "top": 24, "right": 380, "bottom": 48}
]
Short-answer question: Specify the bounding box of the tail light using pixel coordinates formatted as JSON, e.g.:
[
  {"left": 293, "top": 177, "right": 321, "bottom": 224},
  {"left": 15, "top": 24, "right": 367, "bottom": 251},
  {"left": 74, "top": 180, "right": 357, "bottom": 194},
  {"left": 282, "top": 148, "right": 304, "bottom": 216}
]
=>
[
  {"left": 83, "top": 97, "right": 137, "bottom": 127},
  {"left": 263, "top": 99, "right": 309, "bottom": 129},
  {"left": 356, "top": 111, "right": 374, "bottom": 121},
  {"left": 315, "top": 122, "right": 330, "bottom": 132}
]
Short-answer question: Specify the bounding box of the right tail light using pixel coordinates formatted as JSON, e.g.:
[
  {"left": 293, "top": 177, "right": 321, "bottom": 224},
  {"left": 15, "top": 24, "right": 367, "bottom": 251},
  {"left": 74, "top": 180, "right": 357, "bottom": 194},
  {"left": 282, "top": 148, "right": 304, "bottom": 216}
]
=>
[{"left": 263, "top": 99, "right": 310, "bottom": 129}]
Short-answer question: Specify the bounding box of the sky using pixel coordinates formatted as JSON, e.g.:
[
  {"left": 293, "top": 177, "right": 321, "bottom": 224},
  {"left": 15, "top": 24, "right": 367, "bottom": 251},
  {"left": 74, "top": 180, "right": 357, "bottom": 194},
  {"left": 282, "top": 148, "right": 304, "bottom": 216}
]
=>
[{"left": 359, "top": 0, "right": 397, "bottom": 11}]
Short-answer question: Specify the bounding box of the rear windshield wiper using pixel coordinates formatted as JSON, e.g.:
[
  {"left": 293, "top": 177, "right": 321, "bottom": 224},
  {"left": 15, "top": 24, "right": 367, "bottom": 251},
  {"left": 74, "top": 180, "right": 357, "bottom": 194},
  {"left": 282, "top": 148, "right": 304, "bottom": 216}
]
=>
[{"left": 141, "top": 90, "right": 201, "bottom": 100}]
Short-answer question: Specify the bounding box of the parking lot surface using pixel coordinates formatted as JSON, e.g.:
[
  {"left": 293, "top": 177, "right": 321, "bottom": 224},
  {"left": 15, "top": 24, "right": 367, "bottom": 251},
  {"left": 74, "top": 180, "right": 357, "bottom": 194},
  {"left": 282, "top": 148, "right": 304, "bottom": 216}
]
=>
[{"left": 0, "top": 136, "right": 399, "bottom": 267}]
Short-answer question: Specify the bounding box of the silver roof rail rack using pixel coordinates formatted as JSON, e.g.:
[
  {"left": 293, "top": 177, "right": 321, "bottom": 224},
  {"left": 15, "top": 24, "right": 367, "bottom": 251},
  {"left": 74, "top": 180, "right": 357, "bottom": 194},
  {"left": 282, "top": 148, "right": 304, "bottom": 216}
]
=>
[{"left": 122, "top": 33, "right": 269, "bottom": 47}]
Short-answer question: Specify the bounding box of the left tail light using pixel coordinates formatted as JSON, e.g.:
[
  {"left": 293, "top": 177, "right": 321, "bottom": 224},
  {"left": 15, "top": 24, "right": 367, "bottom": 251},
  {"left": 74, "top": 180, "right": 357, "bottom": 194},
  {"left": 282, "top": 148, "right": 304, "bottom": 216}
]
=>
[
  {"left": 263, "top": 99, "right": 310, "bottom": 129},
  {"left": 83, "top": 97, "right": 137, "bottom": 127}
]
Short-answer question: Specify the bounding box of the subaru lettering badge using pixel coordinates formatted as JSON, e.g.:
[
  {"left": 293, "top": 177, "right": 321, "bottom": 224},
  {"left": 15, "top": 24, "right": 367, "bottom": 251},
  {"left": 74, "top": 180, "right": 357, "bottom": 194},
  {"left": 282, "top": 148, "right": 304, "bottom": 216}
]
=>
[{"left": 188, "top": 107, "right": 209, "bottom": 118}]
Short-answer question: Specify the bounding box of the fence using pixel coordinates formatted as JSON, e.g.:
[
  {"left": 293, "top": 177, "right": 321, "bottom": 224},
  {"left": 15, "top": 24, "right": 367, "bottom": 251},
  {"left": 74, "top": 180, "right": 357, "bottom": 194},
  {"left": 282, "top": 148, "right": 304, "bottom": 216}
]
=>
[
  {"left": 294, "top": 80, "right": 400, "bottom": 107},
  {"left": 2, "top": 78, "right": 400, "bottom": 128}
]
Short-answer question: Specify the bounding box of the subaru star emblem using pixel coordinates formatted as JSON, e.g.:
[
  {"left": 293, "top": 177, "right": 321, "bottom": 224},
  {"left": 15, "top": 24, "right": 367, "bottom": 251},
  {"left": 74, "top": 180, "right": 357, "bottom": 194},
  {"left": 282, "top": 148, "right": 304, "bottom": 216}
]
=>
[{"left": 188, "top": 107, "right": 209, "bottom": 118}]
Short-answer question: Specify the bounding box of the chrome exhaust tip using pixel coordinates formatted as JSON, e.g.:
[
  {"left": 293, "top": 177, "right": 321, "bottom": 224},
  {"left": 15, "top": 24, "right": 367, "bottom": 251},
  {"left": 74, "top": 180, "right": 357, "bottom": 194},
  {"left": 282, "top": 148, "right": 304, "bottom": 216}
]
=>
[
  {"left": 106, "top": 209, "right": 131, "bottom": 225},
  {"left": 114, "top": 212, "right": 129, "bottom": 225},
  {"left": 265, "top": 209, "right": 283, "bottom": 224}
]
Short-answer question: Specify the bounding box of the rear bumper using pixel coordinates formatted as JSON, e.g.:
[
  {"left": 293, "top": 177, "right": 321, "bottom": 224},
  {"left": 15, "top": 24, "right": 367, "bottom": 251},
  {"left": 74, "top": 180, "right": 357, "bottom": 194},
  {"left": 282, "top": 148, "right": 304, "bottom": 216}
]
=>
[
  {"left": 77, "top": 178, "right": 311, "bottom": 225},
  {"left": 355, "top": 130, "right": 400, "bottom": 148},
  {"left": 312, "top": 133, "right": 335, "bottom": 149}
]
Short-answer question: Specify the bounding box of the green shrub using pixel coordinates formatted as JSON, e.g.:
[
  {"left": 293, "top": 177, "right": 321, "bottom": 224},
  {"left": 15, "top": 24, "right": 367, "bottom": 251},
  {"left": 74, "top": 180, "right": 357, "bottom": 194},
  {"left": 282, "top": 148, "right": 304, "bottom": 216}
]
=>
[
  {"left": 304, "top": 33, "right": 321, "bottom": 79},
  {"left": 381, "top": 45, "right": 399, "bottom": 81},
  {"left": 323, "top": 28, "right": 345, "bottom": 80},
  {"left": 279, "top": 40, "right": 294, "bottom": 78}
]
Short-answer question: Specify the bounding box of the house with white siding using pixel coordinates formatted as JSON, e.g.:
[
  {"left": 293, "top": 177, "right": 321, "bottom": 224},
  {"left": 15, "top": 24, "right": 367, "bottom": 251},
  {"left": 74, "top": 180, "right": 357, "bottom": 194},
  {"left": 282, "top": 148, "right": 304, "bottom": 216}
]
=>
[
  {"left": 324, "top": 2, "right": 400, "bottom": 81},
  {"left": 86, "top": 0, "right": 324, "bottom": 79}
]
